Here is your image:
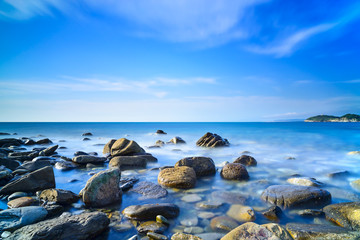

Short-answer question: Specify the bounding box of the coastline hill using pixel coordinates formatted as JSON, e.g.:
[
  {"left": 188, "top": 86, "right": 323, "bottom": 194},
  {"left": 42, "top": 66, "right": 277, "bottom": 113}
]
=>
[{"left": 305, "top": 114, "right": 360, "bottom": 122}]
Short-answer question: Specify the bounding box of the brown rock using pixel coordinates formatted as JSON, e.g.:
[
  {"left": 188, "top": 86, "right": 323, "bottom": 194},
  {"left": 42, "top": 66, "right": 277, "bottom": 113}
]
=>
[
  {"left": 7, "top": 197, "right": 36, "bottom": 208},
  {"left": 103, "top": 139, "right": 116, "bottom": 155},
  {"left": 109, "top": 156, "right": 147, "bottom": 169},
  {"left": 196, "top": 132, "right": 229, "bottom": 148},
  {"left": 221, "top": 222, "right": 279, "bottom": 240},
  {"left": 111, "top": 138, "right": 145, "bottom": 156},
  {"left": 39, "top": 189, "right": 79, "bottom": 205},
  {"left": 175, "top": 157, "right": 216, "bottom": 177},
  {"left": 220, "top": 163, "right": 249, "bottom": 181},
  {"left": 158, "top": 166, "right": 196, "bottom": 189},
  {"left": 233, "top": 155, "right": 257, "bottom": 166},
  {"left": 210, "top": 216, "right": 238, "bottom": 232}
]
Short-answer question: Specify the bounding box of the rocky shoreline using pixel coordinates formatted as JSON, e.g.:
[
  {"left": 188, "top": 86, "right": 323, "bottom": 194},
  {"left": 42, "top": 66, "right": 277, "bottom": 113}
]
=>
[{"left": 1, "top": 131, "right": 360, "bottom": 239}]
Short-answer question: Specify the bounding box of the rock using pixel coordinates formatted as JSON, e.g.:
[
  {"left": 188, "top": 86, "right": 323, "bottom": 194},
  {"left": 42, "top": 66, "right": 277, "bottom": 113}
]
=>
[
  {"left": 82, "top": 132, "right": 93, "bottom": 136},
  {"left": 15, "top": 160, "right": 51, "bottom": 174},
  {"left": 111, "top": 138, "right": 145, "bottom": 157},
  {"left": 103, "top": 139, "right": 116, "bottom": 155},
  {"left": 262, "top": 223, "right": 292, "bottom": 240},
  {"left": 262, "top": 206, "right": 282, "bottom": 221},
  {"left": 211, "top": 191, "right": 247, "bottom": 205},
  {"left": 24, "top": 139, "right": 36, "bottom": 145},
  {"left": 156, "top": 140, "right": 165, "bottom": 146},
  {"left": 122, "top": 203, "right": 180, "bottom": 220},
  {"left": 7, "top": 197, "right": 36, "bottom": 208},
  {"left": 196, "top": 132, "right": 229, "bottom": 148},
  {"left": 36, "top": 138, "right": 52, "bottom": 145},
  {"left": 233, "top": 155, "right": 257, "bottom": 166},
  {"left": 0, "top": 132, "right": 10, "bottom": 135},
  {"left": 181, "top": 194, "right": 202, "bottom": 203},
  {"left": 82, "top": 137, "right": 91, "bottom": 141},
  {"left": 221, "top": 222, "right": 279, "bottom": 240},
  {"left": 109, "top": 156, "right": 147, "bottom": 169},
  {"left": 74, "top": 151, "right": 88, "bottom": 156},
  {"left": 0, "top": 166, "right": 55, "bottom": 194},
  {"left": 197, "top": 233, "right": 225, "bottom": 240},
  {"left": 261, "top": 185, "right": 331, "bottom": 209},
  {"left": 148, "top": 232, "right": 168, "bottom": 240},
  {"left": 156, "top": 215, "right": 170, "bottom": 225},
  {"left": 180, "top": 214, "right": 198, "bottom": 226},
  {"left": 323, "top": 202, "right": 360, "bottom": 230},
  {"left": 171, "top": 232, "right": 202, "bottom": 240},
  {"left": 287, "top": 177, "right": 322, "bottom": 187},
  {"left": 156, "top": 130, "right": 167, "bottom": 134},
  {"left": 220, "top": 163, "right": 249, "bottom": 181},
  {"left": 350, "top": 179, "right": 360, "bottom": 192},
  {"left": 286, "top": 223, "right": 360, "bottom": 240},
  {"left": 0, "top": 138, "right": 23, "bottom": 148},
  {"left": 196, "top": 201, "right": 223, "bottom": 209},
  {"left": 54, "top": 161, "right": 77, "bottom": 171},
  {"left": 137, "top": 221, "right": 167, "bottom": 234},
  {"left": 0, "top": 206, "right": 48, "bottom": 232},
  {"left": 184, "top": 226, "right": 204, "bottom": 234},
  {"left": 131, "top": 152, "right": 158, "bottom": 162},
  {"left": 39, "top": 189, "right": 79, "bottom": 205},
  {"left": 43, "top": 204, "right": 64, "bottom": 218},
  {"left": 169, "top": 137, "right": 186, "bottom": 144},
  {"left": 72, "top": 155, "right": 106, "bottom": 164},
  {"left": 158, "top": 166, "right": 196, "bottom": 189},
  {"left": 0, "top": 167, "right": 12, "bottom": 183},
  {"left": 81, "top": 168, "right": 122, "bottom": 207},
  {"left": 226, "top": 205, "right": 255, "bottom": 222},
  {"left": 210, "top": 216, "right": 238, "bottom": 232},
  {"left": 198, "top": 211, "right": 215, "bottom": 219},
  {"left": 7, "top": 211, "right": 110, "bottom": 240},
  {"left": 130, "top": 181, "right": 168, "bottom": 199},
  {"left": 298, "top": 209, "right": 324, "bottom": 218},
  {"left": 8, "top": 192, "right": 28, "bottom": 201},
  {"left": 327, "top": 171, "right": 350, "bottom": 178},
  {"left": 0, "top": 158, "right": 21, "bottom": 170},
  {"left": 348, "top": 151, "right": 360, "bottom": 155},
  {"left": 39, "top": 145, "right": 58, "bottom": 156},
  {"left": 175, "top": 157, "right": 216, "bottom": 177}
]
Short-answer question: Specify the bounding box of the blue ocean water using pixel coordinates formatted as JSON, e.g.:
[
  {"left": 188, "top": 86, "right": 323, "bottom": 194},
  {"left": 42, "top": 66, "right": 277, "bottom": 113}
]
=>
[{"left": 1, "top": 122, "right": 360, "bottom": 238}]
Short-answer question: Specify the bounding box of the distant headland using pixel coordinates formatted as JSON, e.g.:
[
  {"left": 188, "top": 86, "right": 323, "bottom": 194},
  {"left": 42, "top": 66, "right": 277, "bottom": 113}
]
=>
[{"left": 305, "top": 114, "right": 360, "bottom": 122}]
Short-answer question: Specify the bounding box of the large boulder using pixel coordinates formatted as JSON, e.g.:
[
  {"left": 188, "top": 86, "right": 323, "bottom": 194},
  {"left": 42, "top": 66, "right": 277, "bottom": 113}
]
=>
[
  {"left": 39, "top": 189, "right": 79, "bottom": 205},
  {"left": 14, "top": 160, "right": 51, "bottom": 174},
  {"left": 261, "top": 185, "right": 331, "bottom": 209},
  {"left": 286, "top": 223, "right": 360, "bottom": 240},
  {"left": 220, "top": 163, "right": 249, "bottom": 181},
  {"left": 0, "top": 166, "right": 55, "bottom": 194},
  {"left": 158, "top": 166, "right": 196, "bottom": 189},
  {"left": 221, "top": 222, "right": 279, "bottom": 240},
  {"left": 81, "top": 168, "right": 122, "bottom": 207},
  {"left": 130, "top": 181, "right": 168, "bottom": 199},
  {"left": 39, "top": 145, "right": 58, "bottom": 156},
  {"left": 6, "top": 212, "right": 110, "bottom": 240},
  {"left": 72, "top": 155, "right": 106, "bottom": 164},
  {"left": 122, "top": 203, "right": 180, "bottom": 220},
  {"left": 175, "top": 157, "right": 216, "bottom": 177},
  {"left": 0, "top": 138, "right": 23, "bottom": 148},
  {"left": 0, "top": 206, "right": 48, "bottom": 232},
  {"left": 323, "top": 202, "right": 360, "bottom": 230},
  {"left": 109, "top": 156, "right": 147, "bottom": 169},
  {"left": 103, "top": 139, "right": 116, "bottom": 155},
  {"left": 233, "top": 155, "right": 257, "bottom": 166},
  {"left": 110, "top": 138, "right": 145, "bottom": 157},
  {"left": 196, "top": 132, "right": 229, "bottom": 148},
  {"left": 0, "top": 158, "right": 21, "bottom": 170}
]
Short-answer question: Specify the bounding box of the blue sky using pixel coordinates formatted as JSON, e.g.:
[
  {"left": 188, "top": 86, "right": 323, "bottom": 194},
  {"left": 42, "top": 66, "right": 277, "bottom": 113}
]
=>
[{"left": 0, "top": 0, "right": 360, "bottom": 121}]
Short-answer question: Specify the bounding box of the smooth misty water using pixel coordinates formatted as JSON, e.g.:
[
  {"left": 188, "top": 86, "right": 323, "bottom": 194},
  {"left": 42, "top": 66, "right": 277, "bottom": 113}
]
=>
[{"left": 1, "top": 122, "right": 360, "bottom": 239}]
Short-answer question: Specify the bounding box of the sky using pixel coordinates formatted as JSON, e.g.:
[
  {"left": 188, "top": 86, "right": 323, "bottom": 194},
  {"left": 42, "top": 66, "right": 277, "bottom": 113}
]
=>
[{"left": 0, "top": 0, "right": 360, "bottom": 122}]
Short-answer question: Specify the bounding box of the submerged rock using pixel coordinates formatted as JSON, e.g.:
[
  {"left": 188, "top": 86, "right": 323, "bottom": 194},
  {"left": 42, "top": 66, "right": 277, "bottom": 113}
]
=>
[
  {"left": 0, "top": 166, "right": 55, "bottom": 194},
  {"left": 323, "top": 202, "right": 360, "bottom": 230},
  {"left": 220, "top": 163, "right": 249, "bottom": 181},
  {"left": 196, "top": 132, "right": 229, "bottom": 148},
  {"left": 261, "top": 185, "right": 331, "bottom": 209},
  {"left": 7, "top": 211, "right": 110, "bottom": 240},
  {"left": 35, "top": 138, "right": 52, "bottom": 145},
  {"left": 287, "top": 177, "right": 323, "bottom": 187},
  {"left": 221, "top": 222, "right": 279, "bottom": 240},
  {"left": 233, "top": 155, "right": 257, "bottom": 166},
  {"left": 122, "top": 203, "right": 180, "bottom": 220},
  {"left": 81, "top": 168, "right": 122, "bottom": 207},
  {"left": 130, "top": 181, "right": 168, "bottom": 199},
  {"left": 226, "top": 205, "right": 255, "bottom": 222},
  {"left": 54, "top": 161, "right": 77, "bottom": 171},
  {"left": 0, "top": 138, "right": 23, "bottom": 148},
  {"left": 175, "top": 157, "right": 216, "bottom": 177},
  {"left": 210, "top": 216, "right": 238, "bottom": 232},
  {"left": 211, "top": 191, "right": 248, "bottom": 205},
  {"left": 171, "top": 232, "right": 202, "bottom": 240},
  {"left": 158, "top": 166, "right": 196, "bottom": 189},
  {"left": 111, "top": 138, "right": 145, "bottom": 157},
  {"left": 82, "top": 132, "right": 93, "bottom": 136},
  {"left": 137, "top": 221, "right": 167, "bottom": 234}
]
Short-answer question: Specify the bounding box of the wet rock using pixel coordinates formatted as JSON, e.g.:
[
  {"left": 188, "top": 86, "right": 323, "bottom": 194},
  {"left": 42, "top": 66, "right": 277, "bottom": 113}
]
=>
[
  {"left": 74, "top": 151, "right": 88, "bottom": 156},
  {"left": 184, "top": 226, "right": 204, "bottom": 234},
  {"left": 350, "top": 179, "right": 360, "bottom": 192},
  {"left": 211, "top": 191, "right": 247, "bottom": 205},
  {"left": 181, "top": 194, "right": 202, "bottom": 203},
  {"left": 111, "top": 138, "right": 145, "bottom": 157},
  {"left": 39, "top": 189, "right": 79, "bottom": 205},
  {"left": 7, "top": 197, "right": 36, "bottom": 208},
  {"left": 220, "top": 163, "right": 249, "bottom": 181},
  {"left": 82, "top": 137, "right": 91, "bottom": 141},
  {"left": 72, "top": 155, "right": 106, "bottom": 164},
  {"left": 43, "top": 204, "right": 64, "bottom": 218},
  {"left": 0, "top": 158, "right": 21, "bottom": 170},
  {"left": 327, "top": 170, "right": 350, "bottom": 178},
  {"left": 261, "top": 185, "right": 331, "bottom": 209},
  {"left": 196, "top": 200, "right": 223, "bottom": 209},
  {"left": 221, "top": 222, "right": 279, "bottom": 240},
  {"left": 171, "top": 232, "right": 202, "bottom": 240},
  {"left": 210, "top": 216, "right": 238, "bottom": 232},
  {"left": 103, "top": 139, "right": 116, "bottom": 155},
  {"left": 286, "top": 223, "right": 360, "bottom": 240},
  {"left": 197, "top": 232, "right": 225, "bottom": 240},
  {"left": 39, "top": 145, "right": 58, "bottom": 156},
  {"left": 328, "top": 188, "right": 360, "bottom": 202},
  {"left": 226, "top": 205, "right": 255, "bottom": 222},
  {"left": 36, "top": 138, "right": 52, "bottom": 145},
  {"left": 8, "top": 192, "right": 28, "bottom": 201},
  {"left": 109, "top": 156, "right": 147, "bottom": 169},
  {"left": 0, "top": 138, "right": 23, "bottom": 148},
  {"left": 120, "top": 177, "right": 139, "bottom": 192},
  {"left": 262, "top": 206, "right": 282, "bottom": 221},
  {"left": 158, "top": 166, "right": 196, "bottom": 189},
  {"left": 24, "top": 139, "right": 36, "bottom": 145},
  {"left": 14, "top": 160, "right": 51, "bottom": 174},
  {"left": 262, "top": 223, "right": 293, "bottom": 240},
  {"left": 148, "top": 232, "right": 168, "bottom": 240},
  {"left": 130, "top": 181, "right": 168, "bottom": 199},
  {"left": 196, "top": 132, "right": 229, "bottom": 148},
  {"left": 175, "top": 157, "right": 216, "bottom": 177},
  {"left": 137, "top": 221, "right": 167, "bottom": 234},
  {"left": 0, "top": 132, "right": 10, "bottom": 135},
  {"left": 169, "top": 137, "right": 186, "bottom": 144},
  {"left": 130, "top": 152, "right": 158, "bottom": 162},
  {"left": 0, "top": 167, "right": 12, "bottom": 182},
  {"left": 198, "top": 211, "right": 215, "bottom": 219},
  {"left": 156, "top": 140, "right": 165, "bottom": 146},
  {"left": 233, "top": 155, "right": 257, "bottom": 166},
  {"left": 180, "top": 214, "right": 198, "bottom": 226},
  {"left": 81, "top": 168, "right": 122, "bottom": 207},
  {"left": 0, "top": 166, "right": 55, "bottom": 194},
  {"left": 0, "top": 206, "right": 48, "bottom": 232},
  {"left": 82, "top": 132, "right": 93, "bottom": 136},
  {"left": 156, "top": 130, "right": 167, "bottom": 134},
  {"left": 54, "top": 161, "right": 77, "bottom": 171},
  {"left": 323, "top": 202, "right": 360, "bottom": 230},
  {"left": 122, "top": 203, "right": 180, "bottom": 221},
  {"left": 298, "top": 209, "right": 324, "bottom": 218},
  {"left": 7, "top": 211, "right": 110, "bottom": 240},
  {"left": 287, "top": 177, "right": 322, "bottom": 187},
  {"left": 156, "top": 215, "right": 170, "bottom": 225}
]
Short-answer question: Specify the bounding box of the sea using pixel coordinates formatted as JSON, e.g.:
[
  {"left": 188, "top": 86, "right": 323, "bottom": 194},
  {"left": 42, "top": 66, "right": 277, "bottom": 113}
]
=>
[{"left": 1, "top": 122, "right": 360, "bottom": 239}]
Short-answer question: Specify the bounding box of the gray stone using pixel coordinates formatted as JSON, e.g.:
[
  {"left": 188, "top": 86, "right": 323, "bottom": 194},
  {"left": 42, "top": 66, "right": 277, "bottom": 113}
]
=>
[
  {"left": 14, "top": 160, "right": 51, "bottom": 174},
  {"left": 287, "top": 177, "right": 323, "bottom": 187},
  {"left": 39, "top": 145, "right": 58, "bottom": 156},
  {"left": 0, "top": 158, "right": 21, "bottom": 170},
  {"left": 39, "top": 189, "right": 79, "bottom": 205},
  {"left": 72, "top": 155, "right": 106, "bottom": 164},
  {"left": 130, "top": 181, "right": 168, "bottom": 199},
  {"left": 175, "top": 157, "right": 216, "bottom": 177},
  {"left": 54, "top": 161, "right": 77, "bottom": 171},
  {"left": 211, "top": 191, "right": 248, "bottom": 205},
  {"left": 122, "top": 203, "right": 180, "bottom": 221},
  {"left": 109, "top": 156, "right": 147, "bottom": 169}
]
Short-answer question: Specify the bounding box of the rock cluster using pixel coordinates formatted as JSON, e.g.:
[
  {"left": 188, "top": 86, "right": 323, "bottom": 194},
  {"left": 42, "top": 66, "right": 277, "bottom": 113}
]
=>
[{"left": 196, "top": 132, "right": 229, "bottom": 147}]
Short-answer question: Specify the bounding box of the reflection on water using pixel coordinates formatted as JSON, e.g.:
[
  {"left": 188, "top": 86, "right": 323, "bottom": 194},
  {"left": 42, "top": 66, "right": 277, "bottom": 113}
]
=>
[{"left": 1, "top": 122, "right": 360, "bottom": 238}]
